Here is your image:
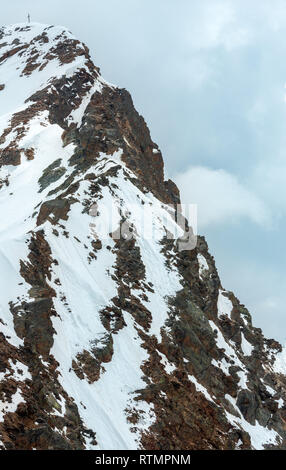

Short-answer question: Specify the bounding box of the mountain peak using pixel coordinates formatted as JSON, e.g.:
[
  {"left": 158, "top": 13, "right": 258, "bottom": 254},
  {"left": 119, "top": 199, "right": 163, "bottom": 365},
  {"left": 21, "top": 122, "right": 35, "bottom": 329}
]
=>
[
  {"left": 0, "top": 22, "right": 78, "bottom": 48},
  {"left": 0, "top": 22, "right": 79, "bottom": 58},
  {"left": 0, "top": 23, "right": 286, "bottom": 451},
  {"left": 0, "top": 22, "right": 95, "bottom": 118},
  {"left": 2, "top": 22, "right": 71, "bottom": 34}
]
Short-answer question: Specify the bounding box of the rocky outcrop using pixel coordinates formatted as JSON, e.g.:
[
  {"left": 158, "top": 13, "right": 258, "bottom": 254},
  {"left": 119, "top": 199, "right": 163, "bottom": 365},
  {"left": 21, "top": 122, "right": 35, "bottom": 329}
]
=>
[{"left": 0, "top": 231, "right": 96, "bottom": 450}]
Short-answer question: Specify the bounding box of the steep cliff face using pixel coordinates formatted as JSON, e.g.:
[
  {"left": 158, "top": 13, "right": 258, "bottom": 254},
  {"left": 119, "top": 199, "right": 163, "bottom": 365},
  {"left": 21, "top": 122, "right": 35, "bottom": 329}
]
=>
[{"left": 0, "top": 23, "right": 286, "bottom": 451}]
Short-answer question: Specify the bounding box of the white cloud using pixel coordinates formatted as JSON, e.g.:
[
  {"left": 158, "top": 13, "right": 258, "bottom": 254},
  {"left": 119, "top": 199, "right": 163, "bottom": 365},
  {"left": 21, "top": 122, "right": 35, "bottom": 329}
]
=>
[
  {"left": 184, "top": 0, "right": 251, "bottom": 51},
  {"left": 174, "top": 166, "right": 270, "bottom": 228},
  {"left": 250, "top": 160, "right": 286, "bottom": 217}
]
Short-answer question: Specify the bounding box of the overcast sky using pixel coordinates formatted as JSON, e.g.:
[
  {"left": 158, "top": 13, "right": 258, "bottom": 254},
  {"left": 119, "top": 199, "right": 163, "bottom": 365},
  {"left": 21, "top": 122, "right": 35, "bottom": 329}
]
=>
[{"left": 2, "top": 0, "right": 286, "bottom": 342}]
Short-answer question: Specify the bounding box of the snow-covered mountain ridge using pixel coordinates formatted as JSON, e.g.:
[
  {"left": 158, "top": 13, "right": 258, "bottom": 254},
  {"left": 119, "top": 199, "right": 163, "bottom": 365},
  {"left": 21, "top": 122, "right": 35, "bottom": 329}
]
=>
[{"left": 0, "top": 23, "right": 286, "bottom": 450}]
